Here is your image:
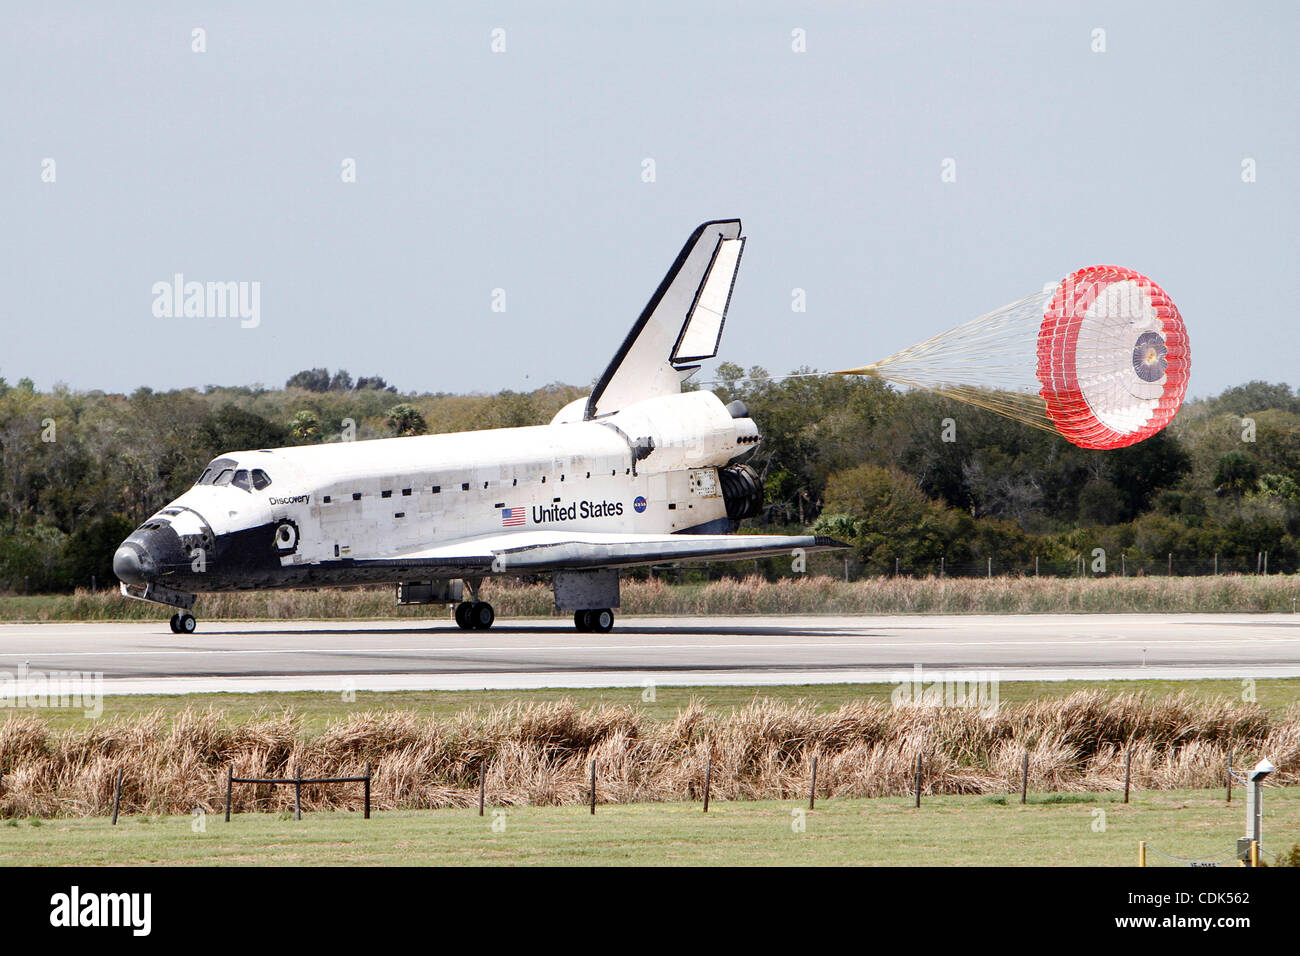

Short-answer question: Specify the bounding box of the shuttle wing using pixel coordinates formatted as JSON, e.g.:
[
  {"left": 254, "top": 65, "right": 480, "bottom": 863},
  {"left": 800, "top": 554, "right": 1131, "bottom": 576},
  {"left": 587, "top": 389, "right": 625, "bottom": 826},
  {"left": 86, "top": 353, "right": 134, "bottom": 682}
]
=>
[{"left": 351, "top": 530, "right": 845, "bottom": 575}]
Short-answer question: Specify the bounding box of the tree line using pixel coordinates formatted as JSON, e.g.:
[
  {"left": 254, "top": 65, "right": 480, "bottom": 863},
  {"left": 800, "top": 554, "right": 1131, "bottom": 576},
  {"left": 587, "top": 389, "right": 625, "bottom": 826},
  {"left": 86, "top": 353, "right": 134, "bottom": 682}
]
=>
[{"left": 0, "top": 366, "right": 1295, "bottom": 592}]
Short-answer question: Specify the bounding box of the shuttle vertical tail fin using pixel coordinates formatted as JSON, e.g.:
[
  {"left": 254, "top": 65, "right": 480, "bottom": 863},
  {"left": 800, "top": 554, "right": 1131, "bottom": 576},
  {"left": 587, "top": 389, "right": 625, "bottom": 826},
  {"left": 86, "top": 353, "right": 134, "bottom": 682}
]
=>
[{"left": 585, "top": 219, "right": 745, "bottom": 420}]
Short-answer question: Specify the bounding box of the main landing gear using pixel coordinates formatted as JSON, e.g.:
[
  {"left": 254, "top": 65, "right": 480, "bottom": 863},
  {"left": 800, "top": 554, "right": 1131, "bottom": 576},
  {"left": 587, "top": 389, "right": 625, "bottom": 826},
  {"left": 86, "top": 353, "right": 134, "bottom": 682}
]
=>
[
  {"left": 168, "top": 612, "right": 197, "bottom": 634},
  {"left": 453, "top": 576, "right": 495, "bottom": 630},
  {"left": 454, "top": 601, "right": 495, "bottom": 630},
  {"left": 573, "top": 609, "right": 614, "bottom": 633}
]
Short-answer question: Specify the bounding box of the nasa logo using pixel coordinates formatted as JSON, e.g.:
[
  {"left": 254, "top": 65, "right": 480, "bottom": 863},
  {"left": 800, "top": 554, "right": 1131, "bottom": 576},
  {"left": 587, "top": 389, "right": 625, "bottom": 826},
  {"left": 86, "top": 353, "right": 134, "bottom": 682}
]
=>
[{"left": 633, "top": 496, "right": 647, "bottom": 514}]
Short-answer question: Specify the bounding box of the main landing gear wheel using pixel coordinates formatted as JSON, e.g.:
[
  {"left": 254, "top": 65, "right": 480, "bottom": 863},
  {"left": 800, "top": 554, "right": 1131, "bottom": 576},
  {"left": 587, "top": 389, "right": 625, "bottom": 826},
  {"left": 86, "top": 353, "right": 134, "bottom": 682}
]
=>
[
  {"left": 573, "top": 609, "right": 614, "bottom": 633},
  {"left": 455, "top": 602, "right": 495, "bottom": 630},
  {"left": 168, "top": 612, "right": 196, "bottom": 634}
]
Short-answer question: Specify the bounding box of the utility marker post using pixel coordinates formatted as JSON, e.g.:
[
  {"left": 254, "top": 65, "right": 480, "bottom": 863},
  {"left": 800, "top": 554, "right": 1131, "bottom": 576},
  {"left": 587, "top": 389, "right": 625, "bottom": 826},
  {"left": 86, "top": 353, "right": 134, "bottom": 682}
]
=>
[{"left": 1238, "top": 759, "right": 1274, "bottom": 866}]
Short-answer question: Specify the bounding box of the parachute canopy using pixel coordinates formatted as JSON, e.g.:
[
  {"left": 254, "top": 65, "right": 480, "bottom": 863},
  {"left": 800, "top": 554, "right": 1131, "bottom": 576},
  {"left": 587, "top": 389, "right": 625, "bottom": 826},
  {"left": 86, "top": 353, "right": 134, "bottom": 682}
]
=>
[{"left": 835, "top": 266, "right": 1190, "bottom": 450}]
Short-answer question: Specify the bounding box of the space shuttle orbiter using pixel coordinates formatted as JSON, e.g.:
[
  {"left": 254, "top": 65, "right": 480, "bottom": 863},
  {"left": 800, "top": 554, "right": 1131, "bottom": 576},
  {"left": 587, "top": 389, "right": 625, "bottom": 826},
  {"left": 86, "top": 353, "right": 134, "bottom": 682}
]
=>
[{"left": 113, "top": 220, "right": 845, "bottom": 633}]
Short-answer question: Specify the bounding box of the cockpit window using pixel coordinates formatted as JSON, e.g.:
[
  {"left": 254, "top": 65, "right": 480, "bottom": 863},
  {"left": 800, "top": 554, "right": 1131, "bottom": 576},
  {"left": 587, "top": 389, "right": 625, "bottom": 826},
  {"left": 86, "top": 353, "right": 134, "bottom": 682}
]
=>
[
  {"left": 197, "top": 457, "right": 270, "bottom": 491},
  {"left": 199, "top": 457, "right": 239, "bottom": 485}
]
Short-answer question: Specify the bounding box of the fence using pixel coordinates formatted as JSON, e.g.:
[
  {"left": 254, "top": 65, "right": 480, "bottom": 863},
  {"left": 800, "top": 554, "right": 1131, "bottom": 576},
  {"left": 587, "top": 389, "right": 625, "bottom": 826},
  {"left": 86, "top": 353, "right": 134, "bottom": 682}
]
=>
[
  {"left": 224, "top": 763, "right": 373, "bottom": 821},
  {"left": 639, "top": 549, "right": 1297, "bottom": 584}
]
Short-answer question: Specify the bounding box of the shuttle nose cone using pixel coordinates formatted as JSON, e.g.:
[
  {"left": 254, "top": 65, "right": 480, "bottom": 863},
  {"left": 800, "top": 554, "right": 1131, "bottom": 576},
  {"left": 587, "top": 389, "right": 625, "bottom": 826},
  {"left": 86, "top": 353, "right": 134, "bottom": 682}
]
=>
[{"left": 112, "top": 543, "right": 155, "bottom": 586}]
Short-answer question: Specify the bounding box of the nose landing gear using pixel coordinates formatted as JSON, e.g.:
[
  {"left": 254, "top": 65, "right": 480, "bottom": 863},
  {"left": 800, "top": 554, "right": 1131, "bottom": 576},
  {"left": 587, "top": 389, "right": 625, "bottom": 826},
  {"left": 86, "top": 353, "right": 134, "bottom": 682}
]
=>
[{"left": 119, "top": 582, "right": 197, "bottom": 635}]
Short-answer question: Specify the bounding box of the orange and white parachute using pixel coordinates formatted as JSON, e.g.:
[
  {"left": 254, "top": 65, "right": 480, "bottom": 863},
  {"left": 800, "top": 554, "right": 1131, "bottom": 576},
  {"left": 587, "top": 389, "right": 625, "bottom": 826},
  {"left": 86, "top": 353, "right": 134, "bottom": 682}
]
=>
[{"left": 836, "top": 266, "right": 1191, "bottom": 450}]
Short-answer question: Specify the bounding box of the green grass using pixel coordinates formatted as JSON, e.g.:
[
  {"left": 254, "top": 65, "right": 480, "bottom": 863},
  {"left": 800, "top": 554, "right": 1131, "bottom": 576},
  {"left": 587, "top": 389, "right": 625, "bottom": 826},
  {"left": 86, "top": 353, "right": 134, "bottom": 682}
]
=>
[
  {"left": 4, "top": 788, "right": 1296, "bottom": 866},
  {"left": 46, "top": 677, "right": 1300, "bottom": 735}
]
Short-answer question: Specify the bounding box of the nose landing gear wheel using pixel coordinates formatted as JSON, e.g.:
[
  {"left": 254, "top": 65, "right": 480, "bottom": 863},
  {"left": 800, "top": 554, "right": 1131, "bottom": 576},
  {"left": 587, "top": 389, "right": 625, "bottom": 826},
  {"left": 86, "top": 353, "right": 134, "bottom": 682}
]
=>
[{"left": 169, "top": 612, "right": 196, "bottom": 634}]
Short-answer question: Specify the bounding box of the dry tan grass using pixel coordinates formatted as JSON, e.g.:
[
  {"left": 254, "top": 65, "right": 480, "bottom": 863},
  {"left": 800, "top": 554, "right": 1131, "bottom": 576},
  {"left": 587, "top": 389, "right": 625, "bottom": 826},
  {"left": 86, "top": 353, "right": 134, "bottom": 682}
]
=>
[
  {"left": 5, "top": 573, "right": 1297, "bottom": 622},
  {"left": 0, "top": 692, "right": 1293, "bottom": 817}
]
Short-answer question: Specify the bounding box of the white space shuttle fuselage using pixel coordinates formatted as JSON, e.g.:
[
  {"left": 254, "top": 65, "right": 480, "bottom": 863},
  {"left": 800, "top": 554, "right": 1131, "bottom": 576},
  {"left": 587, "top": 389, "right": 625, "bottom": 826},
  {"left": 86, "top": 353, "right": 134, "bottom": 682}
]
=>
[{"left": 113, "top": 220, "right": 842, "bottom": 632}]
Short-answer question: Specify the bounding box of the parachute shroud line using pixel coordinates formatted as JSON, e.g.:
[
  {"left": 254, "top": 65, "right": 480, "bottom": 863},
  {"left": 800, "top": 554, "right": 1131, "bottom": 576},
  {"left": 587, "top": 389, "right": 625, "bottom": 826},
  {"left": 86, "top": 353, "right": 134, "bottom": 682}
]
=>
[{"left": 834, "top": 267, "right": 1190, "bottom": 450}]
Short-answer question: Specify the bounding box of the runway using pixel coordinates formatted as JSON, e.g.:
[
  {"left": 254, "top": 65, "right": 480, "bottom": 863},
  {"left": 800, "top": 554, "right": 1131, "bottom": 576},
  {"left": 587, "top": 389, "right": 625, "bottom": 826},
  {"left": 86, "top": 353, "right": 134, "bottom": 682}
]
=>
[{"left": 1, "top": 613, "right": 1300, "bottom": 694}]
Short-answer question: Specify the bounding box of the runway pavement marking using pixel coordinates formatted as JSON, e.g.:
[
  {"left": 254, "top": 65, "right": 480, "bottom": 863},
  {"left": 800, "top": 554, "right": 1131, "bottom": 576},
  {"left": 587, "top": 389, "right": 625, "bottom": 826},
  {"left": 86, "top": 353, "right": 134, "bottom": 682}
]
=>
[{"left": 2, "top": 637, "right": 1299, "bottom": 659}]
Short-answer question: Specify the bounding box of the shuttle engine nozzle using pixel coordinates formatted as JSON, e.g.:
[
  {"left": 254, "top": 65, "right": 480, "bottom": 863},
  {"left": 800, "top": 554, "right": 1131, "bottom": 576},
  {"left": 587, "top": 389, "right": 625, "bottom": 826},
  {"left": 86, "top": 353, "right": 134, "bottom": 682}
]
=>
[{"left": 719, "top": 463, "right": 763, "bottom": 521}]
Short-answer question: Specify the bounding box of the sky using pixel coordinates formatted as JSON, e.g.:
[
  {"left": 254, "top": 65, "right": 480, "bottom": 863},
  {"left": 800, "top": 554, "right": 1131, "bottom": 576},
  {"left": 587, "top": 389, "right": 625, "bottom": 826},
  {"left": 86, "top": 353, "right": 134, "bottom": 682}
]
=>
[{"left": 1, "top": 1, "right": 1296, "bottom": 399}]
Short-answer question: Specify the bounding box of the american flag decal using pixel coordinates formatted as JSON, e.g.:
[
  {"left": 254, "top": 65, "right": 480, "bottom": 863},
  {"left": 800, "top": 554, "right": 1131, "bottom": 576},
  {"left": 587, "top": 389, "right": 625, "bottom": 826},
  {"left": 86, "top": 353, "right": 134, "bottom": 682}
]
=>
[{"left": 501, "top": 506, "right": 526, "bottom": 527}]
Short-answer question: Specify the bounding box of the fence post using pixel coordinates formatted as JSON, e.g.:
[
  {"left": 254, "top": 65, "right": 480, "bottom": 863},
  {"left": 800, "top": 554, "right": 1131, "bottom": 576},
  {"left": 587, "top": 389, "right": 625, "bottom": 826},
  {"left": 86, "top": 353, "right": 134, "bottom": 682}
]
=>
[
  {"left": 1226, "top": 751, "right": 1232, "bottom": 804},
  {"left": 987, "top": 557, "right": 991, "bottom": 578},
  {"left": 1123, "top": 749, "right": 1132, "bottom": 804},
  {"left": 225, "top": 764, "right": 232, "bottom": 822},
  {"left": 1020, "top": 753, "right": 1029, "bottom": 805},
  {"left": 364, "top": 762, "right": 371, "bottom": 820},
  {"left": 294, "top": 765, "right": 302, "bottom": 821},
  {"left": 111, "top": 768, "right": 123, "bottom": 825},
  {"left": 589, "top": 759, "right": 597, "bottom": 815},
  {"left": 809, "top": 755, "right": 818, "bottom": 810},
  {"left": 1139, "top": 841, "right": 1146, "bottom": 867},
  {"left": 478, "top": 763, "right": 485, "bottom": 817},
  {"left": 1035, "top": 555, "right": 1039, "bottom": 577},
  {"left": 914, "top": 753, "right": 922, "bottom": 808},
  {"left": 703, "top": 756, "right": 712, "bottom": 813},
  {"left": 1168, "top": 553, "right": 1173, "bottom": 576}
]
